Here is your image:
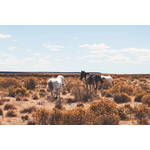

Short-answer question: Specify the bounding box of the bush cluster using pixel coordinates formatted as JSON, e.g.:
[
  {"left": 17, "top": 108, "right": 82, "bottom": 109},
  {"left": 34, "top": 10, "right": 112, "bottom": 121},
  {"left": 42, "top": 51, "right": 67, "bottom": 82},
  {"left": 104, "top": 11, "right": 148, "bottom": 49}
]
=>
[
  {"left": 24, "top": 77, "right": 36, "bottom": 90},
  {"left": 33, "top": 98, "right": 120, "bottom": 125},
  {"left": 141, "top": 94, "right": 150, "bottom": 106},
  {"left": 134, "top": 91, "right": 147, "bottom": 102},
  {"left": 117, "top": 106, "right": 130, "bottom": 120},
  {"left": 71, "top": 80, "right": 98, "bottom": 102},
  {"left": 133, "top": 104, "right": 149, "bottom": 124},
  {"left": 114, "top": 92, "right": 131, "bottom": 103},
  {"left": 8, "top": 86, "right": 30, "bottom": 97}
]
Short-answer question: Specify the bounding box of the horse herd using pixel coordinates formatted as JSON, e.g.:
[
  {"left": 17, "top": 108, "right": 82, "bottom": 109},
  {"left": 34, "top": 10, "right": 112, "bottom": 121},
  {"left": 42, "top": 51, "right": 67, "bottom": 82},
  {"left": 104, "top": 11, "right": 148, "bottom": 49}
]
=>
[{"left": 47, "top": 71, "right": 113, "bottom": 102}]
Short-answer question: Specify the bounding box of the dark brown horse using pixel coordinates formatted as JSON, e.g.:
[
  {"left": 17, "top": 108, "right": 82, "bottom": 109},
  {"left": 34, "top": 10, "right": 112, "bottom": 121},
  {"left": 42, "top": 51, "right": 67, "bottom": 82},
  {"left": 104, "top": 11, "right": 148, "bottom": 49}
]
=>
[{"left": 80, "top": 71, "right": 103, "bottom": 90}]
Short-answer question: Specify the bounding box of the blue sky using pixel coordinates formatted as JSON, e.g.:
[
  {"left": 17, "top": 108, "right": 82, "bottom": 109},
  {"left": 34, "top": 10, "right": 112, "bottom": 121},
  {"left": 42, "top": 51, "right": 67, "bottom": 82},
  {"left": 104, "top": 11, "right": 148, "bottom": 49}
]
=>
[{"left": 0, "top": 25, "right": 150, "bottom": 74}]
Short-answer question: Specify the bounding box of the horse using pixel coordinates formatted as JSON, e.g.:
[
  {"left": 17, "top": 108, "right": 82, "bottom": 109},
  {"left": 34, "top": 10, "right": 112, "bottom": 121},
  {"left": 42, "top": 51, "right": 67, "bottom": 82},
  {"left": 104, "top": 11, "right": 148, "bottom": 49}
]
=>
[
  {"left": 101, "top": 75, "right": 113, "bottom": 85},
  {"left": 47, "top": 75, "right": 64, "bottom": 102},
  {"left": 80, "top": 71, "right": 103, "bottom": 90}
]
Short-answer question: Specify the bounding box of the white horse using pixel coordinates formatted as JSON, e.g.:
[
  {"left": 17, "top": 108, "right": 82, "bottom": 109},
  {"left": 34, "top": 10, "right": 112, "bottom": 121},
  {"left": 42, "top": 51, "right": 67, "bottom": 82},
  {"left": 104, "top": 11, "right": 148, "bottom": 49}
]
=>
[
  {"left": 101, "top": 75, "right": 113, "bottom": 85},
  {"left": 47, "top": 75, "right": 64, "bottom": 102}
]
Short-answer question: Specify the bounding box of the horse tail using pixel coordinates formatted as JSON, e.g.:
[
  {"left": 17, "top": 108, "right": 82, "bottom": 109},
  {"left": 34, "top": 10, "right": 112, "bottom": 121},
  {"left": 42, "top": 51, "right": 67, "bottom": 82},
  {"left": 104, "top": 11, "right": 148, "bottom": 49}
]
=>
[{"left": 48, "top": 80, "right": 53, "bottom": 91}]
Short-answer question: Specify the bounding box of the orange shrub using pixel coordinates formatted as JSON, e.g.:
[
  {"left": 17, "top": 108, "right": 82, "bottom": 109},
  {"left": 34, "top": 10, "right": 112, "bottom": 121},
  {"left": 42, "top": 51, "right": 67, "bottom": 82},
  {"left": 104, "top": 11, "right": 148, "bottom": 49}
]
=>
[
  {"left": 120, "top": 84, "right": 134, "bottom": 96},
  {"left": 0, "top": 77, "right": 21, "bottom": 89},
  {"left": 24, "top": 77, "right": 36, "bottom": 90},
  {"left": 114, "top": 92, "right": 131, "bottom": 103},
  {"left": 86, "top": 98, "right": 120, "bottom": 125},
  {"left": 117, "top": 106, "right": 130, "bottom": 120},
  {"left": 139, "top": 78, "right": 147, "bottom": 83},
  {"left": 133, "top": 104, "right": 149, "bottom": 124},
  {"left": 62, "top": 107, "right": 85, "bottom": 125},
  {"left": 134, "top": 91, "right": 147, "bottom": 102},
  {"left": 141, "top": 94, "right": 150, "bottom": 106},
  {"left": 33, "top": 108, "right": 50, "bottom": 125}
]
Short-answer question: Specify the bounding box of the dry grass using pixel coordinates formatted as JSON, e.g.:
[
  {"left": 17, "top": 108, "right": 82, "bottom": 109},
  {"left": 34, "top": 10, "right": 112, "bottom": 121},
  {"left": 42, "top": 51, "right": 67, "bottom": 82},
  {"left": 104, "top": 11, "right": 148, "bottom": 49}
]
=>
[{"left": 0, "top": 73, "right": 150, "bottom": 125}]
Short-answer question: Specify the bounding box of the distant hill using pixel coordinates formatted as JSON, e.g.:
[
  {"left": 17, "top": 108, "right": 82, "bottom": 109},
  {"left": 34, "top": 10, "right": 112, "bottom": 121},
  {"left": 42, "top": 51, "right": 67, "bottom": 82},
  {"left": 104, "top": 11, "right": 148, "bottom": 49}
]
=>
[{"left": 0, "top": 71, "right": 102, "bottom": 74}]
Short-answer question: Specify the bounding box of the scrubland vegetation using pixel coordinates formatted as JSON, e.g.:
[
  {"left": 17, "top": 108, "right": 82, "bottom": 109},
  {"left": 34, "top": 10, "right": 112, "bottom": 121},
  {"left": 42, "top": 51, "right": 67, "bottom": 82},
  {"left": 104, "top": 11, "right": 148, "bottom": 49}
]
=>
[{"left": 0, "top": 73, "right": 150, "bottom": 125}]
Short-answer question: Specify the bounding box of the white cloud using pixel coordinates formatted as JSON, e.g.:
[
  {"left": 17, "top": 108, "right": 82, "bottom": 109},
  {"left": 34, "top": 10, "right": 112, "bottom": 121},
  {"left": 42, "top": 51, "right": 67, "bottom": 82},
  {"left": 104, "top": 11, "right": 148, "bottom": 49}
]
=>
[
  {"left": 25, "top": 58, "right": 36, "bottom": 61},
  {"left": 73, "top": 63, "right": 78, "bottom": 65},
  {"left": 66, "top": 57, "right": 71, "bottom": 59},
  {"left": 43, "top": 44, "right": 64, "bottom": 48},
  {"left": 79, "top": 43, "right": 110, "bottom": 49},
  {"left": 9, "top": 46, "right": 16, "bottom": 50},
  {"left": 13, "top": 39, "right": 17, "bottom": 42},
  {"left": 106, "top": 54, "right": 131, "bottom": 62},
  {"left": 0, "top": 33, "right": 12, "bottom": 39},
  {"left": 56, "top": 59, "right": 62, "bottom": 61},
  {"left": 68, "top": 47, "right": 72, "bottom": 48},
  {"left": 27, "top": 50, "right": 31, "bottom": 52},
  {"left": 90, "top": 49, "right": 118, "bottom": 54},
  {"left": 73, "top": 37, "right": 77, "bottom": 39},
  {"left": 88, "top": 60, "right": 102, "bottom": 63},
  {"left": 120, "top": 47, "right": 150, "bottom": 56},
  {"left": 79, "top": 53, "right": 105, "bottom": 59},
  {"left": 137, "top": 55, "right": 150, "bottom": 62},
  {"left": 50, "top": 48, "right": 59, "bottom": 51},
  {"left": 45, "top": 55, "right": 51, "bottom": 59},
  {"left": 33, "top": 53, "right": 43, "bottom": 55},
  {"left": 2, "top": 54, "right": 9, "bottom": 56}
]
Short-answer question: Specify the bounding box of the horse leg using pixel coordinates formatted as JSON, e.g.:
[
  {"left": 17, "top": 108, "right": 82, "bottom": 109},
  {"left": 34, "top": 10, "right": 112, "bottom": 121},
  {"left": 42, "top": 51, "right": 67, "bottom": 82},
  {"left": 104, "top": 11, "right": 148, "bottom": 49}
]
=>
[
  {"left": 59, "top": 87, "right": 61, "bottom": 102},
  {"left": 50, "top": 88, "right": 55, "bottom": 101}
]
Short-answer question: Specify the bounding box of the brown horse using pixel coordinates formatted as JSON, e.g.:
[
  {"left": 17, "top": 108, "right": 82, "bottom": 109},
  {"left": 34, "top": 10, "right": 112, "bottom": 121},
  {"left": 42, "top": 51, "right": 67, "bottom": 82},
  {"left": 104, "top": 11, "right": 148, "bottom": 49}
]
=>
[{"left": 80, "top": 70, "right": 103, "bottom": 90}]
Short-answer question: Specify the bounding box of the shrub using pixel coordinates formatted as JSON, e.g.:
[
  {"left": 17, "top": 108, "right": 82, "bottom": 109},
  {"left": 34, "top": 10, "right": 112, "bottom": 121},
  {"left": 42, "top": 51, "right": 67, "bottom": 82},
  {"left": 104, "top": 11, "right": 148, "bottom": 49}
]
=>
[
  {"left": 32, "top": 93, "right": 39, "bottom": 100},
  {"left": 6, "top": 110, "right": 16, "bottom": 117},
  {"left": 20, "top": 106, "right": 36, "bottom": 114},
  {"left": 101, "top": 90, "right": 113, "bottom": 97},
  {"left": 4, "top": 103, "right": 15, "bottom": 110},
  {"left": 102, "top": 80, "right": 112, "bottom": 90},
  {"left": 0, "top": 97, "right": 10, "bottom": 105},
  {"left": 85, "top": 98, "right": 120, "bottom": 125},
  {"left": 141, "top": 94, "right": 150, "bottom": 106},
  {"left": 133, "top": 104, "right": 149, "bottom": 124},
  {"left": 120, "top": 84, "right": 134, "bottom": 96},
  {"left": 105, "top": 93, "right": 113, "bottom": 97},
  {"left": 62, "top": 107, "right": 85, "bottom": 125},
  {"left": 77, "top": 102, "right": 84, "bottom": 108},
  {"left": 24, "top": 77, "right": 36, "bottom": 90},
  {"left": 71, "top": 80, "right": 98, "bottom": 102},
  {"left": 139, "top": 78, "right": 147, "bottom": 83},
  {"left": 28, "top": 121, "right": 35, "bottom": 125},
  {"left": 16, "top": 96, "right": 21, "bottom": 101},
  {"left": 33, "top": 99, "right": 120, "bottom": 125},
  {"left": 0, "top": 77, "right": 21, "bottom": 89},
  {"left": 114, "top": 92, "right": 131, "bottom": 103},
  {"left": 134, "top": 91, "right": 147, "bottom": 102},
  {"left": 118, "top": 106, "right": 130, "bottom": 120},
  {"left": 139, "top": 83, "right": 150, "bottom": 91},
  {"left": 9, "top": 86, "right": 30, "bottom": 97},
  {"left": 0, "top": 109, "right": 3, "bottom": 115},
  {"left": 8, "top": 86, "right": 16, "bottom": 97},
  {"left": 33, "top": 108, "right": 50, "bottom": 125},
  {"left": 109, "top": 84, "right": 120, "bottom": 94},
  {"left": 21, "top": 115, "right": 28, "bottom": 121}
]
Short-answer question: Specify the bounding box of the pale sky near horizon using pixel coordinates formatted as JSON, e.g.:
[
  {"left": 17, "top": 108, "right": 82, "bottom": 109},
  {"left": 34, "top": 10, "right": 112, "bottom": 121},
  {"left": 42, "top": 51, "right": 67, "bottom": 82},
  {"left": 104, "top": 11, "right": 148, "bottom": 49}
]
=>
[{"left": 0, "top": 25, "right": 150, "bottom": 74}]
